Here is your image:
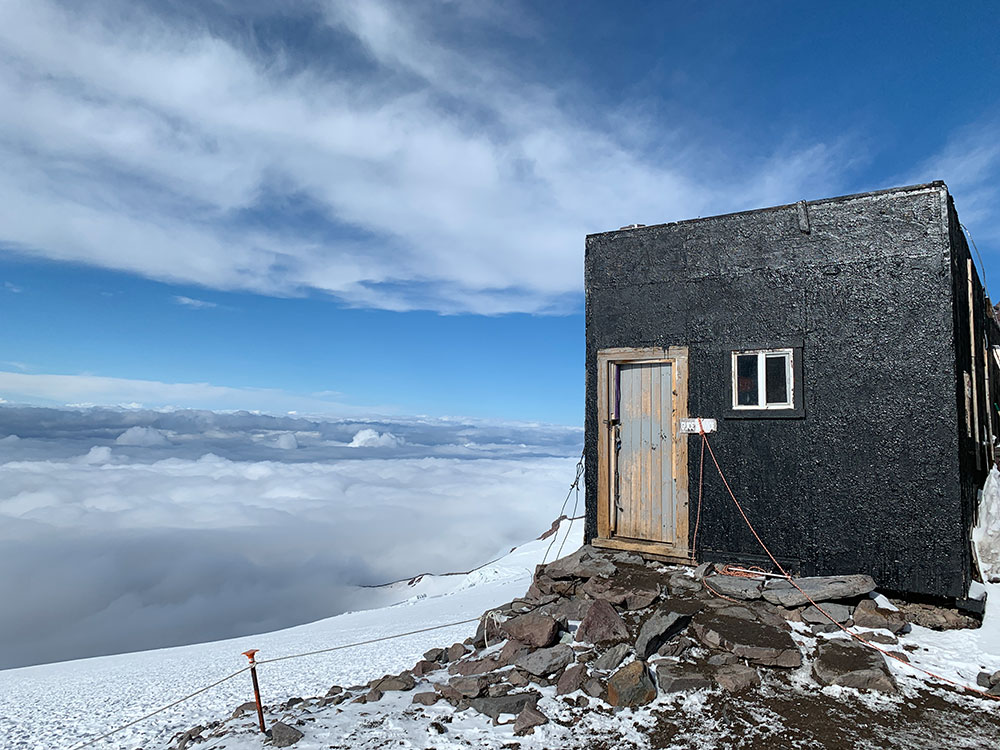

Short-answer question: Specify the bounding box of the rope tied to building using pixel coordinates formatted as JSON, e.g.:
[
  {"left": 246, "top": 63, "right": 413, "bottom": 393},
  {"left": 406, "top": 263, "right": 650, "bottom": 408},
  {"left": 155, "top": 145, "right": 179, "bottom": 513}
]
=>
[{"left": 692, "top": 423, "right": 1000, "bottom": 703}]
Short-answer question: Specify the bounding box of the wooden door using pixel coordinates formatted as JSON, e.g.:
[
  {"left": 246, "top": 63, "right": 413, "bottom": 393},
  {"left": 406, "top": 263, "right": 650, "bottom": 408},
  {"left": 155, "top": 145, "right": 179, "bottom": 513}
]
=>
[{"left": 615, "top": 361, "right": 676, "bottom": 543}]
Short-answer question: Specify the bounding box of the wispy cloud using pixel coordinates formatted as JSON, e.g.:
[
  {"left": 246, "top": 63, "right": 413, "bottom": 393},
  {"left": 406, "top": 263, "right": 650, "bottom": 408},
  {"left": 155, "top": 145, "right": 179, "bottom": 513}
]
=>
[
  {"left": 172, "top": 295, "right": 217, "bottom": 309},
  {"left": 3, "top": 281, "right": 21, "bottom": 293},
  {"left": 0, "top": 0, "right": 855, "bottom": 314},
  {"left": 0, "top": 370, "right": 392, "bottom": 416},
  {"left": 905, "top": 117, "right": 1000, "bottom": 244}
]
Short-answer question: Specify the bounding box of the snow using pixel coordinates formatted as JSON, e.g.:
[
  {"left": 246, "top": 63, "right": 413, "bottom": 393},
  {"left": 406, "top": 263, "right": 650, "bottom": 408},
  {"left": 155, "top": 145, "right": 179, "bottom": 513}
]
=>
[
  {"left": 974, "top": 467, "right": 1000, "bottom": 580},
  {"left": 0, "top": 520, "right": 585, "bottom": 750}
]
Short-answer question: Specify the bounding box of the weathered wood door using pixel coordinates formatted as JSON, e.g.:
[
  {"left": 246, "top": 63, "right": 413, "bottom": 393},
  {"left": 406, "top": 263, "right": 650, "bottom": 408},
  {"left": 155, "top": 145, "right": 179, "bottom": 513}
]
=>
[{"left": 615, "top": 361, "right": 677, "bottom": 543}]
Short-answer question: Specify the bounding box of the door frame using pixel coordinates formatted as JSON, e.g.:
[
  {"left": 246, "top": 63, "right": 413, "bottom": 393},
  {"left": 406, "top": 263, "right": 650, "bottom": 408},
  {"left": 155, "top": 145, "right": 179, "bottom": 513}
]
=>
[{"left": 593, "top": 346, "right": 692, "bottom": 563}]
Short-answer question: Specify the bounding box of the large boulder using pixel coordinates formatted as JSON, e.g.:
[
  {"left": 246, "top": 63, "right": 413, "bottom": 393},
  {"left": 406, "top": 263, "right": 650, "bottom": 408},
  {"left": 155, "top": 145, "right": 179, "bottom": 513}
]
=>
[
  {"left": 761, "top": 575, "right": 875, "bottom": 608},
  {"left": 542, "top": 546, "right": 616, "bottom": 580},
  {"left": 502, "top": 613, "right": 560, "bottom": 648},
  {"left": 811, "top": 639, "right": 897, "bottom": 693},
  {"left": 556, "top": 663, "right": 589, "bottom": 695},
  {"left": 576, "top": 599, "right": 630, "bottom": 644},
  {"left": 514, "top": 644, "right": 575, "bottom": 677},
  {"left": 635, "top": 608, "right": 690, "bottom": 659},
  {"left": 801, "top": 602, "right": 852, "bottom": 625},
  {"left": 606, "top": 660, "right": 657, "bottom": 707},
  {"left": 692, "top": 610, "right": 802, "bottom": 668}
]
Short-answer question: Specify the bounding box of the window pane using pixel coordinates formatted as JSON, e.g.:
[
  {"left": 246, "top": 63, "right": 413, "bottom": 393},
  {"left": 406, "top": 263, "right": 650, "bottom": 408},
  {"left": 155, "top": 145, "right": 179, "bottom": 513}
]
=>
[
  {"left": 736, "top": 354, "right": 758, "bottom": 406},
  {"left": 765, "top": 354, "right": 789, "bottom": 404}
]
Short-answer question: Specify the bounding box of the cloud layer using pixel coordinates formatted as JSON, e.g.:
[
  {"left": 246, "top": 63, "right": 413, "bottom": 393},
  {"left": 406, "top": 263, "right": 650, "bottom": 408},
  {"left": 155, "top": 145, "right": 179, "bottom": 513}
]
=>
[
  {"left": 0, "top": 0, "right": 855, "bottom": 314},
  {"left": 0, "top": 405, "right": 582, "bottom": 669}
]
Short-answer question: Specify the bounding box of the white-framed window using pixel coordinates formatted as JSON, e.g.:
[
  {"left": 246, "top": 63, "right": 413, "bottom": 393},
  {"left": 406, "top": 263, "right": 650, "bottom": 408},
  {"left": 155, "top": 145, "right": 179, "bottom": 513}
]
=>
[{"left": 732, "top": 348, "right": 794, "bottom": 409}]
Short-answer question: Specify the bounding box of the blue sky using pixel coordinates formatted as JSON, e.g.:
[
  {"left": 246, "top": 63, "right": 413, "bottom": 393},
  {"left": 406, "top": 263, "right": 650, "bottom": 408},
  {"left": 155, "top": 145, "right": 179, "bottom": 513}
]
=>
[{"left": 1, "top": 0, "right": 998, "bottom": 425}]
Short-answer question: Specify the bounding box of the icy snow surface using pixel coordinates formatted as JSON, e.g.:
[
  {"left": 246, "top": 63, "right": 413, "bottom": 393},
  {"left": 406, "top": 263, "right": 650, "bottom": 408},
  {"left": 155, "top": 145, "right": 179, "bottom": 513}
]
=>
[
  {"left": 0, "top": 521, "right": 584, "bottom": 750},
  {"left": 975, "top": 467, "right": 1000, "bottom": 580}
]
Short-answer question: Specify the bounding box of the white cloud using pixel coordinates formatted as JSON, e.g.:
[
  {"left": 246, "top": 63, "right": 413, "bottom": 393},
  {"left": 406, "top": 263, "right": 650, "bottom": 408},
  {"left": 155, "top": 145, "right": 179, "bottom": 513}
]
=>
[
  {"left": 3, "top": 281, "right": 21, "bottom": 293},
  {"left": 0, "top": 0, "right": 853, "bottom": 314},
  {"left": 0, "top": 370, "right": 391, "bottom": 416},
  {"left": 274, "top": 432, "right": 298, "bottom": 450},
  {"left": 349, "top": 427, "right": 403, "bottom": 448},
  {"left": 0, "top": 404, "right": 581, "bottom": 669},
  {"left": 172, "top": 295, "right": 217, "bottom": 309},
  {"left": 904, "top": 119, "right": 1000, "bottom": 246}
]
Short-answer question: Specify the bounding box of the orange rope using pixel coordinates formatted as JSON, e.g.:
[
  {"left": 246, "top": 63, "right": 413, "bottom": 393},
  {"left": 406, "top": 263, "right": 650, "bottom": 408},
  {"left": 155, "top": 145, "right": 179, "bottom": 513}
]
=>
[{"left": 697, "top": 428, "right": 1000, "bottom": 703}]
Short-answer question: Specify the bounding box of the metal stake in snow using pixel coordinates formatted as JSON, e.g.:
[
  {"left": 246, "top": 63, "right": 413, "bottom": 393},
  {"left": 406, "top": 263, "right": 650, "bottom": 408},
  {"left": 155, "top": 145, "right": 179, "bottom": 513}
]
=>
[{"left": 241, "top": 649, "right": 266, "bottom": 733}]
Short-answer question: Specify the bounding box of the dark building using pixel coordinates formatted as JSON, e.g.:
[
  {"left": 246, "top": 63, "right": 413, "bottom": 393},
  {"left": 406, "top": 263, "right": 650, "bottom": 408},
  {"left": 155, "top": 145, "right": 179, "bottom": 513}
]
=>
[{"left": 583, "top": 182, "right": 997, "bottom": 602}]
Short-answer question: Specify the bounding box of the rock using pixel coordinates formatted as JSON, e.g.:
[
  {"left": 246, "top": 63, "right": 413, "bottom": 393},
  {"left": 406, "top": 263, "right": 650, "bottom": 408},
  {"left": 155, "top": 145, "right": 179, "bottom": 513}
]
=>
[
  {"left": 508, "top": 669, "right": 531, "bottom": 687},
  {"left": 424, "top": 647, "right": 445, "bottom": 663},
  {"left": 231, "top": 701, "right": 257, "bottom": 718},
  {"left": 369, "top": 672, "right": 415, "bottom": 692},
  {"left": 538, "top": 597, "right": 593, "bottom": 621},
  {"left": 488, "top": 682, "right": 513, "bottom": 697},
  {"left": 360, "top": 688, "right": 383, "bottom": 703},
  {"left": 542, "top": 546, "right": 616, "bottom": 580},
  {"left": 412, "top": 659, "right": 441, "bottom": 677},
  {"left": 976, "top": 671, "right": 1000, "bottom": 688},
  {"left": 610, "top": 550, "right": 645, "bottom": 565},
  {"left": 624, "top": 589, "right": 660, "bottom": 610},
  {"left": 606, "top": 660, "right": 657, "bottom": 707},
  {"left": 582, "top": 677, "right": 605, "bottom": 697},
  {"left": 761, "top": 575, "right": 876, "bottom": 608},
  {"left": 592, "top": 643, "right": 631, "bottom": 672},
  {"left": 576, "top": 599, "right": 630, "bottom": 644},
  {"left": 800, "top": 602, "right": 852, "bottom": 624},
  {"left": 449, "top": 676, "right": 486, "bottom": 698},
  {"left": 991, "top": 670, "right": 1000, "bottom": 687},
  {"left": 692, "top": 611, "right": 802, "bottom": 668},
  {"left": 635, "top": 608, "right": 690, "bottom": 659},
  {"left": 411, "top": 691, "right": 439, "bottom": 706},
  {"left": 852, "top": 599, "right": 908, "bottom": 634},
  {"left": 325, "top": 685, "right": 343, "bottom": 697},
  {"left": 812, "top": 639, "right": 897, "bottom": 693},
  {"left": 468, "top": 691, "right": 539, "bottom": 721},
  {"left": 575, "top": 695, "right": 590, "bottom": 708},
  {"left": 502, "top": 613, "right": 560, "bottom": 648},
  {"left": 475, "top": 613, "right": 507, "bottom": 648},
  {"left": 499, "top": 639, "right": 532, "bottom": 666},
  {"left": 714, "top": 664, "right": 761, "bottom": 692},
  {"left": 430, "top": 721, "right": 448, "bottom": 734},
  {"left": 654, "top": 662, "right": 712, "bottom": 692},
  {"left": 446, "top": 643, "right": 468, "bottom": 662},
  {"left": 707, "top": 652, "right": 739, "bottom": 666},
  {"left": 172, "top": 726, "right": 204, "bottom": 750},
  {"left": 515, "top": 644, "right": 575, "bottom": 676},
  {"left": 704, "top": 575, "right": 763, "bottom": 600},
  {"left": 556, "top": 663, "right": 588, "bottom": 695},
  {"left": 669, "top": 571, "right": 703, "bottom": 593},
  {"left": 716, "top": 605, "right": 757, "bottom": 621},
  {"left": 811, "top": 623, "right": 840, "bottom": 635},
  {"left": 582, "top": 577, "right": 630, "bottom": 605},
  {"left": 449, "top": 655, "right": 499, "bottom": 676},
  {"left": 513, "top": 704, "right": 549, "bottom": 735},
  {"left": 433, "top": 684, "right": 466, "bottom": 707},
  {"left": 270, "top": 721, "right": 304, "bottom": 747},
  {"left": 693, "top": 562, "right": 714, "bottom": 580},
  {"left": 657, "top": 636, "right": 693, "bottom": 658}
]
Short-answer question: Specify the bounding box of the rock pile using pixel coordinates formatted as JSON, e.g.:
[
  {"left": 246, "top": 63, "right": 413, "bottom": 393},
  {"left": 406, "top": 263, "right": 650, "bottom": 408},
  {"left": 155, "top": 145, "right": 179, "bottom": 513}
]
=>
[{"left": 184, "top": 546, "right": 983, "bottom": 747}]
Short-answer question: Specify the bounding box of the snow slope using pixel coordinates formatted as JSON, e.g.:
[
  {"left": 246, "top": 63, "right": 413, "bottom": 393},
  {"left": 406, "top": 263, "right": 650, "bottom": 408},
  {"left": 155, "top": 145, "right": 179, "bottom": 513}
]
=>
[{"left": 0, "top": 521, "right": 583, "bottom": 750}]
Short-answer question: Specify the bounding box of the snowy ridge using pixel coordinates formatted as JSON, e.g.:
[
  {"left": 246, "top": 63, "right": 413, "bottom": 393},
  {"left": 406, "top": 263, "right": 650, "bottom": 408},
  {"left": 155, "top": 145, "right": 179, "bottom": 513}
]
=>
[{"left": 0, "top": 520, "right": 584, "bottom": 750}]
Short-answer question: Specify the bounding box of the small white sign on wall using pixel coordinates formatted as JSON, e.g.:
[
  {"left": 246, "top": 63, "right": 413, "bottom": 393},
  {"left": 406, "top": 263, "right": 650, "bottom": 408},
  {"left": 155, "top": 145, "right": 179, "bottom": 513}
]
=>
[{"left": 679, "top": 418, "right": 717, "bottom": 434}]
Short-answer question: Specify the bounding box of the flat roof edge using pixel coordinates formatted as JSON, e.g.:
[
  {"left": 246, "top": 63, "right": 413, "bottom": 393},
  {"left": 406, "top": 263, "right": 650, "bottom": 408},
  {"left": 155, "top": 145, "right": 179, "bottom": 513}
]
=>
[{"left": 587, "top": 181, "right": 949, "bottom": 239}]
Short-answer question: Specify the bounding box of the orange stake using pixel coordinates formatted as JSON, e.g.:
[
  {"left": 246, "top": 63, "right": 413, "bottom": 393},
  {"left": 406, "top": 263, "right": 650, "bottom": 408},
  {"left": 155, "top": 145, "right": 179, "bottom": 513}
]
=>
[{"left": 241, "top": 649, "right": 266, "bottom": 733}]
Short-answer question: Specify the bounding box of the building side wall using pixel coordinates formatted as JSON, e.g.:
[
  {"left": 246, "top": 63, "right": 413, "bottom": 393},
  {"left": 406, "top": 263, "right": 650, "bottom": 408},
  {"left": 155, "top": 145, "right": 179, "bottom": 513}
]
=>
[{"left": 584, "top": 186, "right": 969, "bottom": 599}]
